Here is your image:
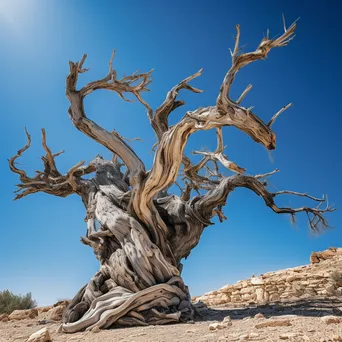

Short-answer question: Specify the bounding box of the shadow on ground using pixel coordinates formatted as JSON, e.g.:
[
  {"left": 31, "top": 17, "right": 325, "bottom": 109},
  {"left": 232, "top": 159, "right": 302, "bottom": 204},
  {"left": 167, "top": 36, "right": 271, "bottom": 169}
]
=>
[{"left": 194, "top": 297, "right": 342, "bottom": 322}]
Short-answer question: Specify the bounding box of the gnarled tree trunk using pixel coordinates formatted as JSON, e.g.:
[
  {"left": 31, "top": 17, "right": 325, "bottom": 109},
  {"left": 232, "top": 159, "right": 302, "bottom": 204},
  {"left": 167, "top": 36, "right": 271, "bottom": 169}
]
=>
[{"left": 9, "top": 19, "right": 333, "bottom": 333}]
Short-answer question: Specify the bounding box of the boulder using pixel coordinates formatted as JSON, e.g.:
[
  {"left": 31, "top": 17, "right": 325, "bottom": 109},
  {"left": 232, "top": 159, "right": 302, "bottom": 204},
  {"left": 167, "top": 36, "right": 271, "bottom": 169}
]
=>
[
  {"left": 46, "top": 305, "right": 66, "bottom": 321},
  {"left": 0, "top": 313, "right": 9, "bottom": 322},
  {"left": 37, "top": 306, "right": 52, "bottom": 314},
  {"left": 9, "top": 308, "right": 38, "bottom": 320}
]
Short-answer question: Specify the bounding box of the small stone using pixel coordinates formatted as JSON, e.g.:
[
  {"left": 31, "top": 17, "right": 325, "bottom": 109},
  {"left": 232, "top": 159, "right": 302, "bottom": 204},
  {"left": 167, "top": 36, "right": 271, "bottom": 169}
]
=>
[
  {"left": 27, "top": 327, "right": 51, "bottom": 342},
  {"left": 238, "top": 334, "right": 249, "bottom": 340},
  {"left": 279, "top": 333, "right": 297, "bottom": 340},
  {"left": 332, "top": 335, "right": 342, "bottom": 341},
  {"left": 321, "top": 315, "right": 341, "bottom": 324},
  {"left": 254, "top": 313, "right": 265, "bottom": 319},
  {"left": 255, "top": 319, "right": 292, "bottom": 329},
  {"left": 209, "top": 322, "right": 227, "bottom": 330},
  {"left": 249, "top": 332, "right": 260, "bottom": 338},
  {"left": 223, "top": 315, "right": 231, "bottom": 323}
]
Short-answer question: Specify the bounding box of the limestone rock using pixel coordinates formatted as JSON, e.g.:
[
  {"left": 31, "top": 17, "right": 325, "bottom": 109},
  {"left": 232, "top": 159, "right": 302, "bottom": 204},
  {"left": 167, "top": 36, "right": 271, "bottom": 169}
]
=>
[
  {"left": 46, "top": 305, "right": 66, "bottom": 321},
  {"left": 27, "top": 327, "right": 51, "bottom": 342},
  {"left": 0, "top": 313, "right": 9, "bottom": 322},
  {"left": 53, "top": 299, "right": 70, "bottom": 307},
  {"left": 9, "top": 308, "right": 38, "bottom": 320},
  {"left": 37, "top": 306, "right": 52, "bottom": 314},
  {"left": 310, "top": 248, "right": 342, "bottom": 263},
  {"left": 209, "top": 322, "right": 228, "bottom": 330},
  {"left": 250, "top": 277, "right": 264, "bottom": 285},
  {"left": 254, "top": 313, "right": 265, "bottom": 319},
  {"left": 196, "top": 248, "right": 342, "bottom": 307},
  {"left": 223, "top": 316, "right": 231, "bottom": 323}
]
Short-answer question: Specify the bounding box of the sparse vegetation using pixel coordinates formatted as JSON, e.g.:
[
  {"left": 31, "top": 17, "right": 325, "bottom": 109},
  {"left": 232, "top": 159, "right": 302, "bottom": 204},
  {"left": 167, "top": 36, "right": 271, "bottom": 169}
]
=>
[{"left": 0, "top": 290, "right": 36, "bottom": 314}]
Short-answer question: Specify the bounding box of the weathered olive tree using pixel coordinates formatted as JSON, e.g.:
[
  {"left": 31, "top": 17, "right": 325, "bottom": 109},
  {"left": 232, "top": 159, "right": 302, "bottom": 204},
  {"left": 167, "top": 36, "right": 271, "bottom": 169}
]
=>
[{"left": 10, "top": 21, "right": 333, "bottom": 332}]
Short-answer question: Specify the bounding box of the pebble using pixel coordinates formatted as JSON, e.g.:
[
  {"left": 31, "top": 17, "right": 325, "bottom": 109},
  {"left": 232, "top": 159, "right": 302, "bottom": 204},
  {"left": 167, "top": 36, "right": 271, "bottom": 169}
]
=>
[{"left": 254, "top": 313, "right": 265, "bottom": 319}]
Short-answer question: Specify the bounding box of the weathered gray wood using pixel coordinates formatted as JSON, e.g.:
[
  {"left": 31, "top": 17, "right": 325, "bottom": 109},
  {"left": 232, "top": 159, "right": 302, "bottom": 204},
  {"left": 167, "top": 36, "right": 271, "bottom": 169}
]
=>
[{"left": 9, "top": 19, "right": 334, "bottom": 333}]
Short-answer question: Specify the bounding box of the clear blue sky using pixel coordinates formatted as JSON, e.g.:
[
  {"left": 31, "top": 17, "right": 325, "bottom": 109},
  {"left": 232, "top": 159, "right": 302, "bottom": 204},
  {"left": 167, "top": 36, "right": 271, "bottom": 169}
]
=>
[{"left": 0, "top": 0, "right": 340, "bottom": 306}]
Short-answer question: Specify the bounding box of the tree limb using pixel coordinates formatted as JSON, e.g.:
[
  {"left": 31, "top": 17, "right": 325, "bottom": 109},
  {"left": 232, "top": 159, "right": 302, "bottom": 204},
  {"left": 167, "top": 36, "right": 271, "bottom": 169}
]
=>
[
  {"left": 9, "top": 129, "right": 95, "bottom": 199},
  {"left": 195, "top": 174, "right": 334, "bottom": 232},
  {"left": 66, "top": 52, "right": 150, "bottom": 186},
  {"left": 151, "top": 69, "right": 203, "bottom": 140}
]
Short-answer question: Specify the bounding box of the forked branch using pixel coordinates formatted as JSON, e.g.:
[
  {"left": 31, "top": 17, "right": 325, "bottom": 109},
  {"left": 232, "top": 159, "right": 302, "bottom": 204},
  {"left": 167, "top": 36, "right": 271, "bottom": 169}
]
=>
[
  {"left": 66, "top": 52, "right": 150, "bottom": 185},
  {"left": 195, "top": 173, "right": 334, "bottom": 232},
  {"left": 152, "top": 69, "right": 203, "bottom": 140},
  {"left": 193, "top": 128, "right": 246, "bottom": 174},
  {"left": 9, "top": 129, "right": 95, "bottom": 199}
]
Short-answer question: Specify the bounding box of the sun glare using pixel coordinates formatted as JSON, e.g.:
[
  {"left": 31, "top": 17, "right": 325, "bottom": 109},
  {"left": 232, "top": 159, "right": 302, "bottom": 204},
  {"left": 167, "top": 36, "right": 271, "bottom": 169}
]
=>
[{"left": 0, "top": 0, "right": 36, "bottom": 31}]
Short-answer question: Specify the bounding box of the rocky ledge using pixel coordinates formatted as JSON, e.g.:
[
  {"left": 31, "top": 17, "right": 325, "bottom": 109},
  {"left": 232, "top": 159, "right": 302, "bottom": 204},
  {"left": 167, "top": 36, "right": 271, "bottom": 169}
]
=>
[{"left": 193, "top": 248, "right": 342, "bottom": 307}]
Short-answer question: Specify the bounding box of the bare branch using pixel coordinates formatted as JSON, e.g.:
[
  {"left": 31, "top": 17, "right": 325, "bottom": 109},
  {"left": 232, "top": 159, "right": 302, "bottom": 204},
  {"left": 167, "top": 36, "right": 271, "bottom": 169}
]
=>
[
  {"left": 232, "top": 24, "right": 241, "bottom": 58},
  {"left": 192, "top": 128, "right": 246, "bottom": 174},
  {"left": 152, "top": 69, "right": 203, "bottom": 140},
  {"left": 215, "top": 20, "right": 297, "bottom": 150},
  {"left": 66, "top": 53, "right": 147, "bottom": 185},
  {"left": 9, "top": 127, "right": 31, "bottom": 181},
  {"left": 274, "top": 190, "right": 324, "bottom": 202},
  {"left": 267, "top": 103, "right": 292, "bottom": 127},
  {"left": 195, "top": 174, "right": 334, "bottom": 232},
  {"left": 9, "top": 129, "right": 95, "bottom": 200},
  {"left": 254, "top": 168, "right": 279, "bottom": 179},
  {"left": 236, "top": 84, "right": 252, "bottom": 104}
]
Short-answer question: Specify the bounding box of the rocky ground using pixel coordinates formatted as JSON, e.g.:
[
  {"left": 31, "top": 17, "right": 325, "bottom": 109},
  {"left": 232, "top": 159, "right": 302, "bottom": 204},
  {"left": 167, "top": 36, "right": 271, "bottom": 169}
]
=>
[
  {"left": 1, "top": 298, "right": 342, "bottom": 342},
  {"left": 1, "top": 249, "right": 341, "bottom": 341}
]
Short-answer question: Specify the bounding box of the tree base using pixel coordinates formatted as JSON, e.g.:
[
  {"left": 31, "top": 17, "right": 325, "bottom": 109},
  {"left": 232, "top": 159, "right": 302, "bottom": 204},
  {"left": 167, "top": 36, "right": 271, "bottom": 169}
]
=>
[{"left": 61, "top": 277, "right": 194, "bottom": 333}]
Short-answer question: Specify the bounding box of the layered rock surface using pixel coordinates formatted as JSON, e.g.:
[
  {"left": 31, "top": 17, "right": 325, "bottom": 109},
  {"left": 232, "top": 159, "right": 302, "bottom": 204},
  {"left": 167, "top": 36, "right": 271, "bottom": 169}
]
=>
[{"left": 194, "top": 248, "right": 342, "bottom": 307}]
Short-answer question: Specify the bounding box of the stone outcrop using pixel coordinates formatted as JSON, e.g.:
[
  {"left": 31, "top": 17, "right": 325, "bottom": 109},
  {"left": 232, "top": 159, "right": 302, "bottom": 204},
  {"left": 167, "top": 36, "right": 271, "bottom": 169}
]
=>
[
  {"left": 310, "top": 247, "right": 342, "bottom": 264},
  {"left": 194, "top": 248, "right": 342, "bottom": 307}
]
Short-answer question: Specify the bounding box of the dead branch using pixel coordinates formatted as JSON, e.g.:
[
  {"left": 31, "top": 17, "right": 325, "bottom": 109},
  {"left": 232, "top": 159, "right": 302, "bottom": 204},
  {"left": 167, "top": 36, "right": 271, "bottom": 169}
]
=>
[
  {"left": 67, "top": 52, "right": 149, "bottom": 186},
  {"left": 195, "top": 174, "right": 334, "bottom": 232},
  {"left": 151, "top": 69, "right": 203, "bottom": 140},
  {"left": 9, "top": 128, "right": 95, "bottom": 199}
]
